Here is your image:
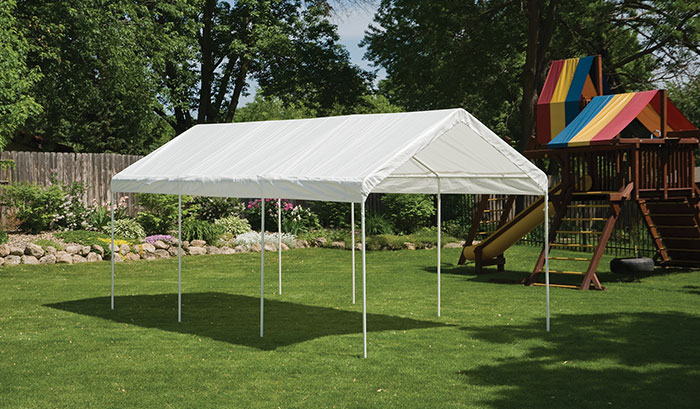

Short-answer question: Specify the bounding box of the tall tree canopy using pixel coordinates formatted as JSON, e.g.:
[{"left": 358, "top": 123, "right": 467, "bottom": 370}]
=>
[{"left": 363, "top": 0, "right": 700, "bottom": 149}]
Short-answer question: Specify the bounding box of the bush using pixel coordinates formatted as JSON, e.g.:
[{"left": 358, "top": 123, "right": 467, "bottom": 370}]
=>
[
  {"left": 136, "top": 193, "right": 198, "bottom": 235},
  {"left": 312, "top": 201, "right": 352, "bottom": 229},
  {"left": 365, "top": 211, "right": 394, "bottom": 235},
  {"left": 0, "top": 229, "right": 8, "bottom": 244},
  {"left": 1, "top": 182, "right": 64, "bottom": 233},
  {"left": 381, "top": 194, "right": 435, "bottom": 234},
  {"left": 181, "top": 219, "right": 223, "bottom": 244},
  {"left": 242, "top": 199, "right": 319, "bottom": 234},
  {"left": 108, "top": 219, "right": 146, "bottom": 240},
  {"left": 231, "top": 231, "right": 297, "bottom": 248},
  {"left": 214, "top": 216, "right": 251, "bottom": 236},
  {"left": 54, "top": 181, "right": 90, "bottom": 231},
  {"left": 192, "top": 197, "right": 243, "bottom": 222}
]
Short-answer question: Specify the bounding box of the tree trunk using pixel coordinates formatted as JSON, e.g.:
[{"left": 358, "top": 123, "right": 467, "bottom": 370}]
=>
[
  {"left": 225, "top": 58, "right": 250, "bottom": 123},
  {"left": 198, "top": 0, "right": 216, "bottom": 123},
  {"left": 519, "top": 0, "right": 541, "bottom": 151}
]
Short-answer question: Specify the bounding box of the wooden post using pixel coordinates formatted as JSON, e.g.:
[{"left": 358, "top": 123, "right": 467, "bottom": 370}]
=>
[
  {"left": 581, "top": 202, "right": 620, "bottom": 290},
  {"left": 596, "top": 55, "right": 603, "bottom": 96}
]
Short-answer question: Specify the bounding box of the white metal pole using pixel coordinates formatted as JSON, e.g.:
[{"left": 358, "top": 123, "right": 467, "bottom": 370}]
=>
[
  {"left": 437, "top": 180, "right": 441, "bottom": 317},
  {"left": 110, "top": 192, "right": 114, "bottom": 310},
  {"left": 361, "top": 199, "right": 367, "bottom": 358},
  {"left": 260, "top": 198, "right": 265, "bottom": 337},
  {"left": 178, "top": 195, "right": 182, "bottom": 323},
  {"left": 351, "top": 202, "right": 355, "bottom": 305},
  {"left": 278, "top": 198, "right": 282, "bottom": 295},
  {"left": 545, "top": 191, "right": 550, "bottom": 332}
]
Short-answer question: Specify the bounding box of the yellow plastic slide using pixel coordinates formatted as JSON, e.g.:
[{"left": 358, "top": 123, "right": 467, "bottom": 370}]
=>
[{"left": 462, "top": 199, "right": 555, "bottom": 262}]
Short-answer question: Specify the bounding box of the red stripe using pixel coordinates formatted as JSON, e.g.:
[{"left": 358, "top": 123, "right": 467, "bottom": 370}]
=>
[
  {"left": 538, "top": 60, "right": 564, "bottom": 104},
  {"left": 649, "top": 91, "right": 696, "bottom": 131},
  {"left": 535, "top": 102, "right": 551, "bottom": 144},
  {"left": 590, "top": 91, "right": 658, "bottom": 143}
]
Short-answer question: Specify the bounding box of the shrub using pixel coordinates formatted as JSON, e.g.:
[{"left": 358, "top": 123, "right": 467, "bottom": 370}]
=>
[
  {"left": 381, "top": 194, "right": 435, "bottom": 234},
  {"left": 192, "top": 196, "right": 244, "bottom": 222},
  {"left": 0, "top": 229, "right": 8, "bottom": 244},
  {"left": 214, "top": 216, "right": 251, "bottom": 236},
  {"left": 231, "top": 231, "right": 296, "bottom": 248},
  {"left": 365, "top": 211, "right": 394, "bottom": 235},
  {"left": 32, "top": 238, "right": 63, "bottom": 250},
  {"left": 86, "top": 195, "right": 129, "bottom": 232},
  {"left": 54, "top": 181, "right": 90, "bottom": 231},
  {"left": 143, "top": 234, "right": 174, "bottom": 245},
  {"left": 136, "top": 193, "right": 196, "bottom": 235},
  {"left": 1, "top": 182, "right": 64, "bottom": 233},
  {"left": 108, "top": 219, "right": 146, "bottom": 240},
  {"left": 242, "top": 199, "right": 319, "bottom": 234},
  {"left": 312, "top": 201, "right": 352, "bottom": 229},
  {"left": 181, "top": 219, "right": 223, "bottom": 244}
]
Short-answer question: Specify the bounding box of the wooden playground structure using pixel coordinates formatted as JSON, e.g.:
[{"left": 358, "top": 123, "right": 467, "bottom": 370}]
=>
[{"left": 459, "top": 55, "right": 700, "bottom": 290}]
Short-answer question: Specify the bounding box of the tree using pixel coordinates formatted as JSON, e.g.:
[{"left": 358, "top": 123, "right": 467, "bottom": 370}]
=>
[{"left": 0, "top": 0, "right": 41, "bottom": 150}]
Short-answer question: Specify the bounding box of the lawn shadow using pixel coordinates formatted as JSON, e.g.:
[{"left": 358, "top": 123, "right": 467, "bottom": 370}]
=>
[
  {"left": 458, "top": 311, "right": 700, "bottom": 408},
  {"left": 45, "top": 292, "right": 449, "bottom": 350}
]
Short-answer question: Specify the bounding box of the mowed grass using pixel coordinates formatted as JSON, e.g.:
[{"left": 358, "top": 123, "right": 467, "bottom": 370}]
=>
[{"left": 1, "top": 245, "right": 700, "bottom": 408}]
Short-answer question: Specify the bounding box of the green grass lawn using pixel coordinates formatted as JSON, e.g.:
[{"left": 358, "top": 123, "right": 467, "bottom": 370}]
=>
[{"left": 1, "top": 245, "right": 700, "bottom": 408}]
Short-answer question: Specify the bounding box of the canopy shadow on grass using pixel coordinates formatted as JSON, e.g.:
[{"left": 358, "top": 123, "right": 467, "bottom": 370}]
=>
[
  {"left": 458, "top": 311, "right": 700, "bottom": 408},
  {"left": 45, "top": 292, "right": 450, "bottom": 350}
]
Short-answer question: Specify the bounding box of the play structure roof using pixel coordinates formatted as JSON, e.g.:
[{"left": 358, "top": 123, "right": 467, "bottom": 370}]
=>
[
  {"left": 111, "top": 108, "right": 548, "bottom": 201},
  {"left": 536, "top": 56, "right": 606, "bottom": 144},
  {"left": 548, "top": 90, "right": 698, "bottom": 148}
]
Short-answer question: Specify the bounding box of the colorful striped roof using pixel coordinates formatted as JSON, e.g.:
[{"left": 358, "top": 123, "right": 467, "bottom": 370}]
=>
[
  {"left": 536, "top": 56, "right": 602, "bottom": 144},
  {"left": 548, "top": 90, "right": 698, "bottom": 148}
]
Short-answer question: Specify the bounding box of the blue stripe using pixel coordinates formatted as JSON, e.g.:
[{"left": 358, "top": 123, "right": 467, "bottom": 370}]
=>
[
  {"left": 548, "top": 95, "right": 614, "bottom": 148},
  {"left": 563, "top": 56, "right": 594, "bottom": 125}
]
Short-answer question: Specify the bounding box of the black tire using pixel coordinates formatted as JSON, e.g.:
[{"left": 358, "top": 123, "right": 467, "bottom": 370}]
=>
[{"left": 610, "top": 257, "right": 654, "bottom": 275}]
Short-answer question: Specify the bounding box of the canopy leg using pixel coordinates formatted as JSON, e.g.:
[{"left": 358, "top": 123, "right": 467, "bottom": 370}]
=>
[
  {"left": 437, "top": 182, "right": 441, "bottom": 317},
  {"left": 178, "top": 194, "right": 182, "bottom": 323},
  {"left": 351, "top": 202, "right": 355, "bottom": 305},
  {"left": 110, "top": 192, "right": 114, "bottom": 310},
  {"left": 545, "top": 191, "right": 550, "bottom": 332},
  {"left": 278, "top": 198, "right": 282, "bottom": 295},
  {"left": 261, "top": 198, "right": 265, "bottom": 338},
  {"left": 361, "top": 200, "right": 367, "bottom": 358}
]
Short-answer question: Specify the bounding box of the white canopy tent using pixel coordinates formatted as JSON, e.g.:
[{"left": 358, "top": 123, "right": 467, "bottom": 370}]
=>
[{"left": 110, "top": 108, "right": 551, "bottom": 357}]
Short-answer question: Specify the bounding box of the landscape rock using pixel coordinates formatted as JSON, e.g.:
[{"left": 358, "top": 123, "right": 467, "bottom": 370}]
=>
[
  {"left": 234, "top": 245, "right": 248, "bottom": 253},
  {"left": 40, "top": 254, "right": 57, "bottom": 265},
  {"left": 5, "top": 255, "right": 21, "bottom": 265},
  {"left": 154, "top": 240, "right": 169, "bottom": 250},
  {"left": 119, "top": 244, "right": 131, "bottom": 255},
  {"left": 312, "top": 237, "right": 327, "bottom": 247},
  {"left": 295, "top": 239, "right": 309, "bottom": 248},
  {"left": 108, "top": 243, "right": 119, "bottom": 253},
  {"left": 25, "top": 243, "right": 45, "bottom": 258},
  {"left": 55, "top": 251, "right": 72, "bottom": 264},
  {"left": 281, "top": 243, "right": 289, "bottom": 250},
  {"left": 403, "top": 242, "right": 416, "bottom": 250},
  {"left": 72, "top": 254, "right": 87, "bottom": 263},
  {"left": 181, "top": 241, "right": 190, "bottom": 250},
  {"left": 91, "top": 244, "right": 104, "bottom": 257},
  {"left": 86, "top": 252, "right": 102, "bottom": 262},
  {"left": 10, "top": 246, "right": 24, "bottom": 256},
  {"left": 206, "top": 245, "right": 221, "bottom": 255},
  {"left": 264, "top": 243, "right": 276, "bottom": 252},
  {"left": 250, "top": 243, "right": 262, "bottom": 252},
  {"left": 154, "top": 249, "right": 170, "bottom": 259},
  {"left": 21, "top": 255, "right": 39, "bottom": 265},
  {"left": 65, "top": 244, "right": 80, "bottom": 255},
  {"left": 0, "top": 257, "right": 4, "bottom": 266},
  {"left": 0, "top": 244, "right": 10, "bottom": 257},
  {"left": 220, "top": 246, "right": 236, "bottom": 254},
  {"left": 112, "top": 253, "right": 124, "bottom": 263},
  {"left": 80, "top": 245, "right": 91, "bottom": 256},
  {"left": 355, "top": 242, "right": 363, "bottom": 250},
  {"left": 331, "top": 241, "right": 345, "bottom": 249},
  {"left": 168, "top": 246, "right": 179, "bottom": 257},
  {"left": 191, "top": 239, "right": 206, "bottom": 248},
  {"left": 142, "top": 252, "right": 157, "bottom": 260},
  {"left": 46, "top": 246, "right": 57, "bottom": 255},
  {"left": 187, "top": 246, "right": 206, "bottom": 256},
  {"left": 443, "top": 242, "right": 463, "bottom": 249},
  {"left": 125, "top": 253, "right": 140, "bottom": 262},
  {"left": 140, "top": 243, "right": 156, "bottom": 254}
]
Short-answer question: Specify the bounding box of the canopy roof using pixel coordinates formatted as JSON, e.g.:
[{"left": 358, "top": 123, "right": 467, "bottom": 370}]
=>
[
  {"left": 111, "top": 108, "right": 547, "bottom": 202},
  {"left": 548, "top": 90, "right": 697, "bottom": 148}
]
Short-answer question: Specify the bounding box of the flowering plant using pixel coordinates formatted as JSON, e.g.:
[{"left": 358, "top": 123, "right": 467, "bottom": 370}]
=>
[
  {"left": 242, "top": 199, "right": 319, "bottom": 234},
  {"left": 143, "top": 234, "right": 175, "bottom": 244},
  {"left": 231, "top": 231, "right": 297, "bottom": 248}
]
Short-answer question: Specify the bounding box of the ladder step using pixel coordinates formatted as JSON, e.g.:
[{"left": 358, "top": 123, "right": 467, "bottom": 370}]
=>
[
  {"left": 487, "top": 197, "right": 508, "bottom": 201},
  {"left": 548, "top": 270, "right": 586, "bottom": 275},
  {"left": 556, "top": 230, "right": 602, "bottom": 235},
  {"left": 654, "top": 225, "right": 698, "bottom": 229},
  {"left": 532, "top": 283, "right": 581, "bottom": 289},
  {"left": 572, "top": 191, "right": 618, "bottom": 195},
  {"left": 551, "top": 243, "right": 596, "bottom": 248},
  {"left": 658, "top": 237, "right": 700, "bottom": 240},
  {"left": 561, "top": 217, "right": 608, "bottom": 222},
  {"left": 648, "top": 213, "right": 695, "bottom": 217},
  {"left": 548, "top": 257, "right": 591, "bottom": 261},
  {"left": 567, "top": 204, "right": 609, "bottom": 208}
]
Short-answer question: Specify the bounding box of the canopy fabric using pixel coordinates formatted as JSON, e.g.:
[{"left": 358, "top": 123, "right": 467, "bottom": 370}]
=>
[
  {"left": 536, "top": 56, "right": 602, "bottom": 144},
  {"left": 111, "top": 108, "right": 548, "bottom": 202},
  {"left": 547, "top": 90, "right": 697, "bottom": 148}
]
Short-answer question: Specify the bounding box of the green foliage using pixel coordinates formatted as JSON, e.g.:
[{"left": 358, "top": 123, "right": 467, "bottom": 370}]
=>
[
  {"left": 381, "top": 194, "right": 435, "bottom": 234},
  {"left": 136, "top": 193, "right": 196, "bottom": 235},
  {"left": 32, "top": 238, "right": 63, "bottom": 251},
  {"left": 0, "top": 0, "right": 42, "bottom": 150},
  {"left": 181, "top": 219, "right": 223, "bottom": 244},
  {"left": 1, "top": 182, "right": 63, "bottom": 233},
  {"left": 214, "top": 216, "right": 251, "bottom": 236},
  {"left": 55, "top": 230, "right": 117, "bottom": 246},
  {"left": 234, "top": 94, "right": 316, "bottom": 122},
  {"left": 312, "top": 201, "right": 353, "bottom": 229},
  {"left": 0, "top": 228, "right": 8, "bottom": 244},
  {"left": 191, "top": 196, "right": 243, "bottom": 222},
  {"left": 242, "top": 199, "right": 319, "bottom": 235},
  {"left": 108, "top": 219, "right": 146, "bottom": 240},
  {"left": 365, "top": 211, "right": 394, "bottom": 235}
]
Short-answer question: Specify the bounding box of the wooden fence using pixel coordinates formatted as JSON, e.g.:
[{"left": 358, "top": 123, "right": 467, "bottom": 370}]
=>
[{"left": 0, "top": 151, "right": 143, "bottom": 212}]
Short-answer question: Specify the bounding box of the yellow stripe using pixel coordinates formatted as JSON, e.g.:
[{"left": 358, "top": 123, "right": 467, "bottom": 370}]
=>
[
  {"left": 551, "top": 58, "right": 579, "bottom": 103},
  {"left": 568, "top": 93, "right": 636, "bottom": 147},
  {"left": 549, "top": 102, "right": 567, "bottom": 138}
]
